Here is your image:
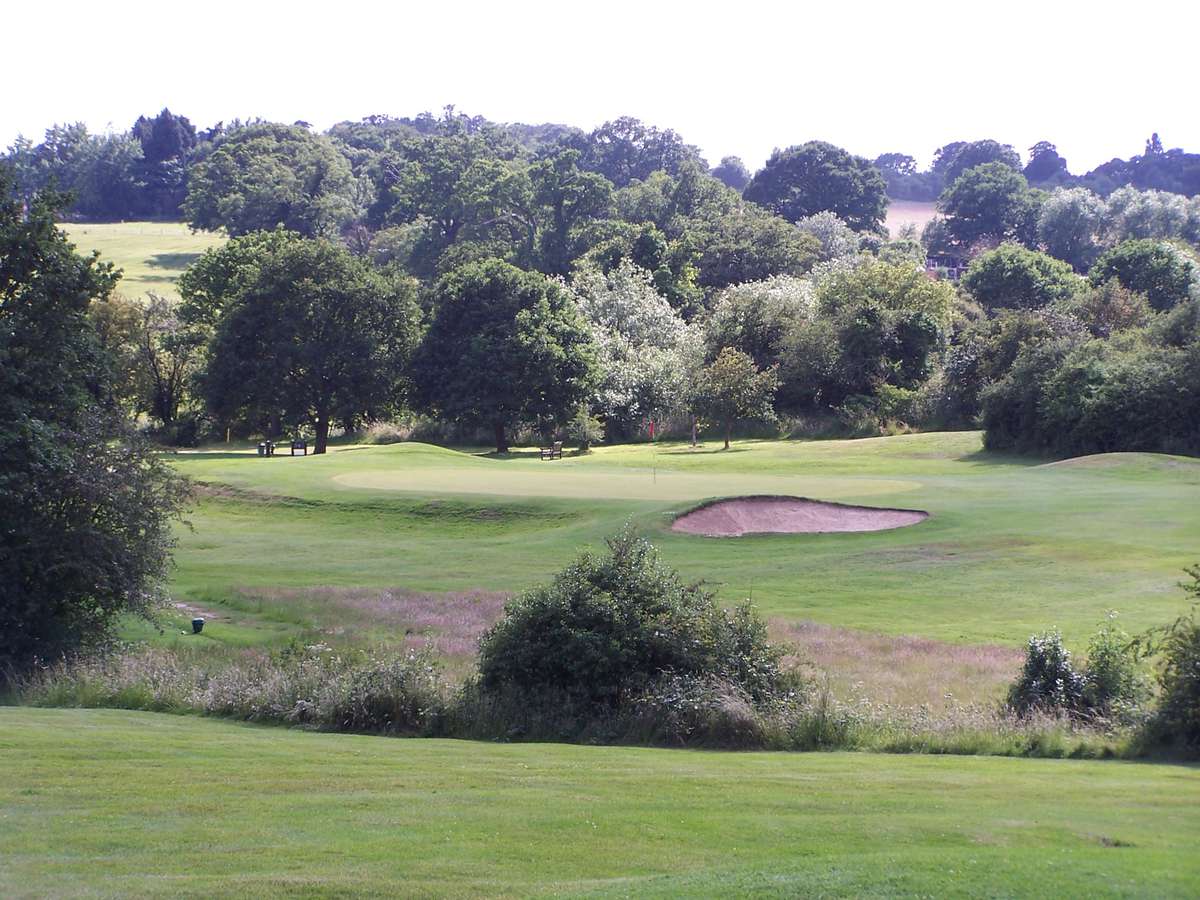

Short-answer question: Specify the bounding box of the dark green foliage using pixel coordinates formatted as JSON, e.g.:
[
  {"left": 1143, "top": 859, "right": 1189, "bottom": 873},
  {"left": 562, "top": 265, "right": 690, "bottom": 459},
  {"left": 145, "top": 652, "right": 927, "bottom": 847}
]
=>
[
  {"left": 1007, "top": 631, "right": 1086, "bottom": 716},
  {"left": 569, "top": 117, "right": 706, "bottom": 188},
  {"left": 194, "top": 231, "right": 421, "bottom": 452},
  {"left": 1024, "top": 141, "right": 1070, "bottom": 184},
  {"left": 1080, "top": 136, "right": 1200, "bottom": 197},
  {"left": 961, "top": 243, "right": 1081, "bottom": 311},
  {"left": 131, "top": 108, "right": 197, "bottom": 217},
  {"left": 693, "top": 347, "right": 780, "bottom": 449},
  {"left": 0, "top": 176, "right": 187, "bottom": 671},
  {"left": 477, "top": 528, "right": 782, "bottom": 710},
  {"left": 934, "top": 140, "right": 1021, "bottom": 186},
  {"left": 938, "top": 163, "right": 1041, "bottom": 248},
  {"left": 982, "top": 338, "right": 1200, "bottom": 456},
  {"left": 1008, "top": 624, "right": 1144, "bottom": 720},
  {"left": 183, "top": 124, "right": 358, "bottom": 236},
  {"left": 1082, "top": 619, "right": 1147, "bottom": 720},
  {"left": 1064, "top": 280, "right": 1153, "bottom": 338},
  {"left": 688, "top": 203, "right": 820, "bottom": 293},
  {"left": 1148, "top": 569, "right": 1200, "bottom": 752},
  {"left": 1088, "top": 240, "right": 1196, "bottom": 312},
  {"left": 744, "top": 141, "right": 888, "bottom": 232},
  {"left": 782, "top": 259, "right": 954, "bottom": 411},
  {"left": 710, "top": 155, "right": 750, "bottom": 192},
  {"left": 874, "top": 152, "right": 940, "bottom": 201},
  {"left": 412, "top": 259, "right": 599, "bottom": 452}
]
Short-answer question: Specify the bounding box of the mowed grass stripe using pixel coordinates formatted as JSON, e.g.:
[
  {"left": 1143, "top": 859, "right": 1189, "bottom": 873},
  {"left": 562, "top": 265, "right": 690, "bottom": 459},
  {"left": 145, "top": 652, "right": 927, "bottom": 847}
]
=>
[{"left": 1, "top": 708, "right": 1198, "bottom": 897}]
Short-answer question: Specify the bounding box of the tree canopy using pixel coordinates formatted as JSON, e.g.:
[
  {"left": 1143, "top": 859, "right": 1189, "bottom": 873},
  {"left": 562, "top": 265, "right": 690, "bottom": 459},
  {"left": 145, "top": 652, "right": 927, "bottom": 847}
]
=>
[
  {"left": 743, "top": 141, "right": 888, "bottom": 232},
  {"left": 412, "top": 259, "right": 600, "bottom": 452},
  {"left": 0, "top": 175, "right": 186, "bottom": 670},
  {"left": 184, "top": 123, "right": 359, "bottom": 237},
  {"left": 195, "top": 232, "right": 421, "bottom": 452}
]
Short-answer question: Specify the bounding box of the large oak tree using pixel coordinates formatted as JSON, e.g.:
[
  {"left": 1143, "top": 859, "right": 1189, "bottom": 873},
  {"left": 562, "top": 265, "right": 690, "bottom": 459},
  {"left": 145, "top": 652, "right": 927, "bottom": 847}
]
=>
[
  {"left": 412, "top": 259, "right": 599, "bottom": 453},
  {"left": 196, "top": 232, "right": 421, "bottom": 452}
]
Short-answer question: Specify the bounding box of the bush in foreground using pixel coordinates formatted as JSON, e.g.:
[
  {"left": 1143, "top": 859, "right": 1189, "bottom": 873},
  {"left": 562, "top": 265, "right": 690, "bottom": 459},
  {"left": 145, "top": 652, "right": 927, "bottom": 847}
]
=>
[{"left": 476, "top": 527, "right": 782, "bottom": 713}]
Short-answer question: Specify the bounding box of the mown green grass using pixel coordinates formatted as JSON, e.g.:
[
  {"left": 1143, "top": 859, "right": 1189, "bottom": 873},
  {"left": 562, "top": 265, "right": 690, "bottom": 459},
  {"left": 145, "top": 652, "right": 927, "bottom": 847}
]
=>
[
  {"left": 1, "top": 708, "right": 1197, "bottom": 897},
  {"left": 169, "top": 432, "right": 1200, "bottom": 646},
  {"left": 59, "top": 221, "right": 225, "bottom": 301}
]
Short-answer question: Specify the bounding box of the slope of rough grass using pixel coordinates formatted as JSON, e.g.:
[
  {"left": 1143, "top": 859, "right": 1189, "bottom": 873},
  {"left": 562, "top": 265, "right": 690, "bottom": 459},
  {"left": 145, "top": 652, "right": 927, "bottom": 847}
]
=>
[
  {"left": 168, "top": 433, "right": 1200, "bottom": 646},
  {"left": 1, "top": 708, "right": 1197, "bottom": 897}
]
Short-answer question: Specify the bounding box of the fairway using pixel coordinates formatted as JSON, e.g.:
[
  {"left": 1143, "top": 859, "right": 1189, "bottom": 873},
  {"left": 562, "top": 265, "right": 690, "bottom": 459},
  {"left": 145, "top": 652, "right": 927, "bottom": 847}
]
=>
[
  {"left": 2, "top": 708, "right": 1197, "bottom": 897},
  {"left": 171, "top": 432, "right": 1200, "bottom": 646},
  {"left": 58, "top": 221, "right": 225, "bottom": 301}
]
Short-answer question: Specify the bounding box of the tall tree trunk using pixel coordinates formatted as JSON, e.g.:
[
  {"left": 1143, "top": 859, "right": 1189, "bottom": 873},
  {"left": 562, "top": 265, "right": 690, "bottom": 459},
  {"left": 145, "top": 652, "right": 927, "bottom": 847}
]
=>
[
  {"left": 724, "top": 419, "right": 731, "bottom": 450},
  {"left": 314, "top": 418, "right": 330, "bottom": 455},
  {"left": 493, "top": 421, "right": 509, "bottom": 454}
]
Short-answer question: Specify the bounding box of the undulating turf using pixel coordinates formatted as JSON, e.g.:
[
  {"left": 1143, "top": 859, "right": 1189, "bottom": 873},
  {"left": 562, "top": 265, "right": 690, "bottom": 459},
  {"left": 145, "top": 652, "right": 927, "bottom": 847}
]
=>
[
  {"left": 169, "top": 432, "right": 1200, "bottom": 646},
  {"left": 2, "top": 708, "right": 1197, "bottom": 898},
  {"left": 59, "top": 221, "right": 225, "bottom": 301}
]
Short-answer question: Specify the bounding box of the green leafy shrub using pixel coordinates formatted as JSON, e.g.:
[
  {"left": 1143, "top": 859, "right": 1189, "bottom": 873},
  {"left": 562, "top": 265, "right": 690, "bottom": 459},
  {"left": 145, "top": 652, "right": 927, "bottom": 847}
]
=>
[
  {"left": 1145, "top": 568, "right": 1200, "bottom": 753},
  {"left": 982, "top": 339, "right": 1200, "bottom": 456},
  {"left": 476, "top": 528, "right": 782, "bottom": 711},
  {"left": 1007, "top": 630, "right": 1086, "bottom": 716},
  {"left": 1082, "top": 617, "right": 1147, "bottom": 720}
]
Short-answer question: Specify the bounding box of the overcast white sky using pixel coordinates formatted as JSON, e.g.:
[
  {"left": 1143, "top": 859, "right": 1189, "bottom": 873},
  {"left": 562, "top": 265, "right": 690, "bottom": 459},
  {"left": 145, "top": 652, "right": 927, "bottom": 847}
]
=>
[{"left": 5, "top": 0, "right": 1197, "bottom": 173}]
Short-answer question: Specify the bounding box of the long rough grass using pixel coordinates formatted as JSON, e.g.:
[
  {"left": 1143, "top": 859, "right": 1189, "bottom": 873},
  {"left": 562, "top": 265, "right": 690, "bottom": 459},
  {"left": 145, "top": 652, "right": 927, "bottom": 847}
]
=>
[{"left": 10, "top": 646, "right": 1132, "bottom": 758}]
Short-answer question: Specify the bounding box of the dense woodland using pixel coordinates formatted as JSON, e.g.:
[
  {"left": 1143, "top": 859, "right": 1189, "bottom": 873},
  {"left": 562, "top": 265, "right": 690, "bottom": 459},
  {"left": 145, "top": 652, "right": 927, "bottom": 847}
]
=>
[{"left": 5, "top": 108, "right": 1200, "bottom": 456}]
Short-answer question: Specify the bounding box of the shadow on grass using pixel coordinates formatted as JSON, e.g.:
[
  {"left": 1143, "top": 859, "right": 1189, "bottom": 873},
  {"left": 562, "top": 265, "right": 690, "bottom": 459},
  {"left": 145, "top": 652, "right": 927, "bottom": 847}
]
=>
[
  {"left": 960, "top": 449, "right": 1045, "bottom": 468},
  {"left": 147, "top": 251, "right": 205, "bottom": 270}
]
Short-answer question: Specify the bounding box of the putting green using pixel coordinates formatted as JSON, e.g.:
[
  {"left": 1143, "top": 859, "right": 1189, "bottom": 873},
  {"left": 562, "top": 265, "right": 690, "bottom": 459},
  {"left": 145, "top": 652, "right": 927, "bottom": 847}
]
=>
[
  {"left": 168, "top": 434, "right": 1200, "bottom": 644},
  {"left": 332, "top": 463, "right": 921, "bottom": 502}
]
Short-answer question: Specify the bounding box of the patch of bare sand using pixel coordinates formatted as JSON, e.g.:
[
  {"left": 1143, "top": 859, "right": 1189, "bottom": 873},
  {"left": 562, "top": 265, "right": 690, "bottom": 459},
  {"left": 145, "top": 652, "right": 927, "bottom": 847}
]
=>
[{"left": 671, "top": 496, "right": 927, "bottom": 537}]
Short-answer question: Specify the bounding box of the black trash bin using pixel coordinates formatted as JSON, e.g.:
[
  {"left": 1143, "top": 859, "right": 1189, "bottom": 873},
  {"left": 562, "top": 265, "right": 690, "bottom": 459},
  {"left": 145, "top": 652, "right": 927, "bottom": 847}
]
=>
[{"left": 192, "top": 617, "right": 205, "bottom": 634}]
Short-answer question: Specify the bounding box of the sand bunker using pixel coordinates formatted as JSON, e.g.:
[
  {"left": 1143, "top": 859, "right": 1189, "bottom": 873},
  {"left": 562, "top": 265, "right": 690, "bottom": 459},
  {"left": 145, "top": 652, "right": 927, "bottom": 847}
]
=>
[{"left": 671, "top": 496, "right": 928, "bottom": 537}]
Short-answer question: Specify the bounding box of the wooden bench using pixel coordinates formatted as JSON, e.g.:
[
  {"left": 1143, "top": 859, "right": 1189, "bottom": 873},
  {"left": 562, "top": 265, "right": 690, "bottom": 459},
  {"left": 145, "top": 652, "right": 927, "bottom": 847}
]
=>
[
  {"left": 539, "top": 441, "right": 563, "bottom": 460},
  {"left": 290, "top": 439, "right": 308, "bottom": 456}
]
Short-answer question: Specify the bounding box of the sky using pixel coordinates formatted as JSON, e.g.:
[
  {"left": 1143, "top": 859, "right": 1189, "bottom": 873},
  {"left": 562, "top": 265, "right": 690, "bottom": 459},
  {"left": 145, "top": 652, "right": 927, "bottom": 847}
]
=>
[{"left": 5, "top": 0, "right": 1198, "bottom": 173}]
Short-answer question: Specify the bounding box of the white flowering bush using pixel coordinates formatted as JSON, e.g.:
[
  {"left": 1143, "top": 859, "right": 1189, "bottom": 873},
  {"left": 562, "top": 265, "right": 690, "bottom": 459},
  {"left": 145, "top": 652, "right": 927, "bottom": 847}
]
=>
[{"left": 569, "top": 260, "right": 701, "bottom": 435}]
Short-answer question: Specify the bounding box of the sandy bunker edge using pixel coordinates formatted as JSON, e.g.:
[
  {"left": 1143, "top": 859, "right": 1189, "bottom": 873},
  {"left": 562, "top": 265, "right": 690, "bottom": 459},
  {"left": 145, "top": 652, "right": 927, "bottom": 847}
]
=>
[{"left": 671, "top": 495, "right": 929, "bottom": 537}]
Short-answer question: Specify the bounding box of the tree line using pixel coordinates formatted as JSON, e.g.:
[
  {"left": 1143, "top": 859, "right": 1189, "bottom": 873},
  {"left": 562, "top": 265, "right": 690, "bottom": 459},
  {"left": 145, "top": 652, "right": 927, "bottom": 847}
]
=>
[{"left": 4, "top": 108, "right": 1200, "bottom": 463}]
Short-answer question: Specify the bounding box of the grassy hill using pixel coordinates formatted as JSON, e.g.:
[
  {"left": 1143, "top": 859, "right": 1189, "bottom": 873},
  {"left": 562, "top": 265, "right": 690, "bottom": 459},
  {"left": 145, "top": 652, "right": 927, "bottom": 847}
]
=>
[
  {"left": 2, "top": 707, "right": 1197, "bottom": 897},
  {"left": 58, "top": 221, "right": 225, "bottom": 302}
]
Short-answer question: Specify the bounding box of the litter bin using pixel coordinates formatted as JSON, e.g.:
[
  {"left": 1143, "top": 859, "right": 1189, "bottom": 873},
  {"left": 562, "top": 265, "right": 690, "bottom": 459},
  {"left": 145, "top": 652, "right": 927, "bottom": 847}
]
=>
[
  {"left": 258, "top": 442, "right": 266, "bottom": 457},
  {"left": 192, "top": 617, "right": 205, "bottom": 634}
]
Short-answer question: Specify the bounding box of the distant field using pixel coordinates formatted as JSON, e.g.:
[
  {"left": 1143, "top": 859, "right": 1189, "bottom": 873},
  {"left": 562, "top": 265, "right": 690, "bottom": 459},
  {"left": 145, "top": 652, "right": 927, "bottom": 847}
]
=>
[
  {"left": 886, "top": 199, "right": 938, "bottom": 237},
  {"left": 58, "top": 221, "right": 225, "bottom": 302},
  {"left": 2, "top": 708, "right": 1197, "bottom": 897}
]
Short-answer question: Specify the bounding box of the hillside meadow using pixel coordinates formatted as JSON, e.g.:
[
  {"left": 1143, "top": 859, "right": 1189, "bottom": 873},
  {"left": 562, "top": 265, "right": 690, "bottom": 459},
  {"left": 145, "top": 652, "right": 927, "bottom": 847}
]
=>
[{"left": 58, "top": 221, "right": 225, "bottom": 301}]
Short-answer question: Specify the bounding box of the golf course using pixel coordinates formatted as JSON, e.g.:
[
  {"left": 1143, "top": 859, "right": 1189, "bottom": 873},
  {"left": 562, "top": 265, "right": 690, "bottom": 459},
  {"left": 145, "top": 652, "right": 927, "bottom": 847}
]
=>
[
  {"left": 3, "top": 707, "right": 1198, "bottom": 897},
  {"left": 6, "top": 43, "right": 1200, "bottom": 891},
  {"left": 168, "top": 432, "right": 1200, "bottom": 647}
]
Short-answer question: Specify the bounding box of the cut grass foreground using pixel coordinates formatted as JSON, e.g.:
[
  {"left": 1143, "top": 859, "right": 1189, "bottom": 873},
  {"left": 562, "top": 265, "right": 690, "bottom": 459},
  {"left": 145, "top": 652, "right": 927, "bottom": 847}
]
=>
[
  {"left": 168, "top": 432, "right": 1200, "bottom": 646},
  {"left": 58, "top": 221, "right": 225, "bottom": 302},
  {"left": 1, "top": 708, "right": 1197, "bottom": 897}
]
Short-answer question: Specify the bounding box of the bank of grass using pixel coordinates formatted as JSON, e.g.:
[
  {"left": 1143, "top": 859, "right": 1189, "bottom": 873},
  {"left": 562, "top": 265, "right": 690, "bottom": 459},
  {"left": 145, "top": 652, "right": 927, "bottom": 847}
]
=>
[
  {"left": 1, "top": 708, "right": 1197, "bottom": 897},
  {"left": 58, "top": 221, "right": 225, "bottom": 301},
  {"left": 168, "top": 432, "right": 1200, "bottom": 646}
]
